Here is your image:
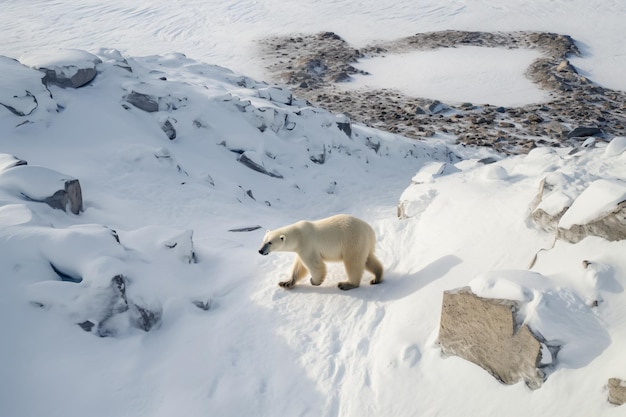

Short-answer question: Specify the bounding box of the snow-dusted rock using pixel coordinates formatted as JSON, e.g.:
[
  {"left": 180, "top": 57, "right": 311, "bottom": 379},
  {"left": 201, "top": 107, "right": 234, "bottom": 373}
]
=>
[
  {"left": 557, "top": 179, "right": 626, "bottom": 243},
  {"left": 335, "top": 113, "right": 352, "bottom": 137},
  {"left": 605, "top": 136, "right": 626, "bottom": 157},
  {"left": 160, "top": 118, "right": 177, "bottom": 140},
  {"left": 410, "top": 161, "right": 459, "bottom": 184},
  {"left": 258, "top": 86, "right": 293, "bottom": 105},
  {"left": 164, "top": 229, "right": 197, "bottom": 264},
  {"left": 124, "top": 90, "right": 159, "bottom": 112},
  {"left": 608, "top": 378, "right": 626, "bottom": 406},
  {"left": 530, "top": 177, "right": 626, "bottom": 243},
  {"left": 0, "top": 153, "right": 27, "bottom": 172},
  {"left": 439, "top": 286, "right": 545, "bottom": 390},
  {"left": 0, "top": 56, "right": 57, "bottom": 117},
  {"left": 20, "top": 49, "right": 101, "bottom": 88},
  {"left": 469, "top": 270, "right": 610, "bottom": 371},
  {"left": 238, "top": 151, "right": 284, "bottom": 179},
  {"left": 0, "top": 165, "right": 83, "bottom": 214}
]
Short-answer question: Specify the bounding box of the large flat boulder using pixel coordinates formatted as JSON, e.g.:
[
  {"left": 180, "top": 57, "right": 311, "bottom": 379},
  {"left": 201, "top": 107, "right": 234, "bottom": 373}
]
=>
[
  {"left": 20, "top": 49, "right": 101, "bottom": 88},
  {"left": 439, "top": 287, "right": 545, "bottom": 389}
]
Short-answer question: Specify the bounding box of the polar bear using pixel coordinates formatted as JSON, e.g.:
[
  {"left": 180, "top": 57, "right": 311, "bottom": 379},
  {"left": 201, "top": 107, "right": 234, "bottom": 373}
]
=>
[{"left": 258, "top": 214, "right": 383, "bottom": 290}]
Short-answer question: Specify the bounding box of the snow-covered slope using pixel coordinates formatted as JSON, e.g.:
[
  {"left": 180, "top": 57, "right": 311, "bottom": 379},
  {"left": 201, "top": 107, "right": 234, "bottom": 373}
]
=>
[{"left": 1, "top": 1, "right": 626, "bottom": 417}]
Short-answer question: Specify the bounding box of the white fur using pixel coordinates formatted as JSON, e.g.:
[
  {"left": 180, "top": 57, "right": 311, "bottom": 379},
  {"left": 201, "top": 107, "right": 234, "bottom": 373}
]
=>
[{"left": 259, "top": 214, "right": 383, "bottom": 290}]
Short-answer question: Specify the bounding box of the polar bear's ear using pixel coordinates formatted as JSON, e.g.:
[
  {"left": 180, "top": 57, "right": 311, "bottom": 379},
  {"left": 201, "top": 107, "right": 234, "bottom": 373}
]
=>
[{"left": 280, "top": 234, "right": 286, "bottom": 242}]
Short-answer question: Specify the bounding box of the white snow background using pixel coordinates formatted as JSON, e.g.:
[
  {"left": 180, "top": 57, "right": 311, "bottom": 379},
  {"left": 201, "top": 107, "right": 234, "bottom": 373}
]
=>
[{"left": 1, "top": 1, "right": 626, "bottom": 417}]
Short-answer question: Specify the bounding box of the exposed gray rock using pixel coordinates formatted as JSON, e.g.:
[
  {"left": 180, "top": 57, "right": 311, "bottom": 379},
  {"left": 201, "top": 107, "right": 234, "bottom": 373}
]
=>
[
  {"left": 43, "top": 179, "right": 83, "bottom": 215},
  {"left": 439, "top": 287, "right": 545, "bottom": 389},
  {"left": 608, "top": 378, "right": 626, "bottom": 406},
  {"left": 94, "top": 274, "right": 130, "bottom": 337},
  {"left": 125, "top": 90, "right": 159, "bottom": 112},
  {"left": 567, "top": 126, "right": 603, "bottom": 138},
  {"left": 238, "top": 152, "right": 284, "bottom": 178},
  {"left": 335, "top": 114, "right": 352, "bottom": 137},
  {"left": 130, "top": 303, "right": 162, "bottom": 332},
  {"left": 228, "top": 225, "right": 262, "bottom": 232},
  {"left": 160, "top": 118, "right": 177, "bottom": 140},
  {"left": 20, "top": 49, "right": 101, "bottom": 88},
  {"left": 0, "top": 165, "right": 83, "bottom": 214}
]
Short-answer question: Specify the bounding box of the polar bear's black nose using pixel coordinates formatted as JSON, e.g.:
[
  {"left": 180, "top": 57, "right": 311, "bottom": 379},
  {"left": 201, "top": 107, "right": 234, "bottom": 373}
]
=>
[{"left": 258, "top": 243, "right": 270, "bottom": 255}]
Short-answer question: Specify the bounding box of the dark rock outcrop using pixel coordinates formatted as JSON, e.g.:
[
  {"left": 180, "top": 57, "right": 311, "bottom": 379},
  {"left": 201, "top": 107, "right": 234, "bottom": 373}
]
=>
[{"left": 439, "top": 287, "right": 545, "bottom": 389}]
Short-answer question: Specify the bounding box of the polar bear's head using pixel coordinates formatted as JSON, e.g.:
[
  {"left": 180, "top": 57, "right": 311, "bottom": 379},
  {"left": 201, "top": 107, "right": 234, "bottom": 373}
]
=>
[{"left": 258, "top": 229, "right": 287, "bottom": 255}]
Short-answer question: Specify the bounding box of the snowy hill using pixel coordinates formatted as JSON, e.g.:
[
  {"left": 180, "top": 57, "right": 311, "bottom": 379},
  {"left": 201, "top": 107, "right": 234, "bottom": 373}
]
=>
[{"left": 1, "top": 1, "right": 626, "bottom": 417}]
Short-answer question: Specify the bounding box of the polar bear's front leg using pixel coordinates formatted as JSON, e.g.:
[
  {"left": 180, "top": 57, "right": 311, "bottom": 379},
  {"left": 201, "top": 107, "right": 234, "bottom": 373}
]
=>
[
  {"left": 301, "top": 253, "right": 326, "bottom": 286},
  {"left": 279, "top": 256, "right": 308, "bottom": 289}
]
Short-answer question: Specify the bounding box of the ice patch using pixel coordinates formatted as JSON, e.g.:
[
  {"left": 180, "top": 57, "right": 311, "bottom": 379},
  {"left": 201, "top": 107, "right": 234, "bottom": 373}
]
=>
[{"left": 345, "top": 47, "right": 549, "bottom": 106}]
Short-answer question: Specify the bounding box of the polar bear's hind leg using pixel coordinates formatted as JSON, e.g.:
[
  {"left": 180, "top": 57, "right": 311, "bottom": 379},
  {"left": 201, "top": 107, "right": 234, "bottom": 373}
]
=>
[
  {"left": 365, "top": 253, "right": 383, "bottom": 285},
  {"left": 338, "top": 258, "right": 365, "bottom": 291}
]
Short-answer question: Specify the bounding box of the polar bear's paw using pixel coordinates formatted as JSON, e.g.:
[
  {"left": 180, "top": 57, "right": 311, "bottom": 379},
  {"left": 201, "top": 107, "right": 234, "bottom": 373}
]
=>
[
  {"left": 279, "top": 279, "right": 295, "bottom": 289},
  {"left": 310, "top": 277, "right": 323, "bottom": 286},
  {"left": 338, "top": 282, "right": 358, "bottom": 291}
]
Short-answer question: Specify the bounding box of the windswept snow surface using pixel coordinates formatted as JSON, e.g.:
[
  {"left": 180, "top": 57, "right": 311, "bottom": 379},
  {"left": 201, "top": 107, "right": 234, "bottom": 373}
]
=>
[
  {"left": 1, "top": 2, "right": 626, "bottom": 417},
  {"left": 344, "top": 47, "right": 550, "bottom": 106}
]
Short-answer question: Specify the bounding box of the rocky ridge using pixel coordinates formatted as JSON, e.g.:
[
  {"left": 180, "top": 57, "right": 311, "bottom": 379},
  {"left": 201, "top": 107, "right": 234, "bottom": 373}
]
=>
[{"left": 260, "top": 30, "right": 626, "bottom": 155}]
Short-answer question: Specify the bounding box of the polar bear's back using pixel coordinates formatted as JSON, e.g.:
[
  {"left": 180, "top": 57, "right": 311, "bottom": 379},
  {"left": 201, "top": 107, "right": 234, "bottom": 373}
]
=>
[{"left": 305, "top": 214, "right": 376, "bottom": 261}]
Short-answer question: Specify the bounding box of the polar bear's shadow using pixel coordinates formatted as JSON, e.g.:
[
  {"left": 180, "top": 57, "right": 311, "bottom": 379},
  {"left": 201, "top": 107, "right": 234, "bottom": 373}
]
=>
[{"left": 295, "top": 254, "right": 461, "bottom": 301}]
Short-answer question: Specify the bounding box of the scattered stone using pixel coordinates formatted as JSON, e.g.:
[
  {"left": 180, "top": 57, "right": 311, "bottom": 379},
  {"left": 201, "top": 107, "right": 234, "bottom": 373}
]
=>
[
  {"left": 608, "top": 378, "right": 626, "bottom": 406},
  {"left": 20, "top": 49, "right": 101, "bottom": 88},
  {"left": 439, "top": 287, "right": 545, "bottom": 389},
  {"left": 125, "top": 90, "right": 159, "bottom": 112},
  {"left": 131, "top": 303, "right": 162, "bottom": 332},
  {"left": 192, "top": 299, "right": 212, "bottom": 311},
  {"left": 567, "top": 126, "right": 603, "bottom": 139},
  {"left": 160, "top": 118, "right": 177, "bottom": 140},
  {"left": 78, "top": 320, "right": 95, "bottom": 332},
  {"left": 228, "top": 225, "right": 263, "bottom": 232},
  {"left": 335, "top": 114, "right": 352, "bottom": 137},
  {"left": 238, "top": 152, "right": 284, "bottom": 178}
]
